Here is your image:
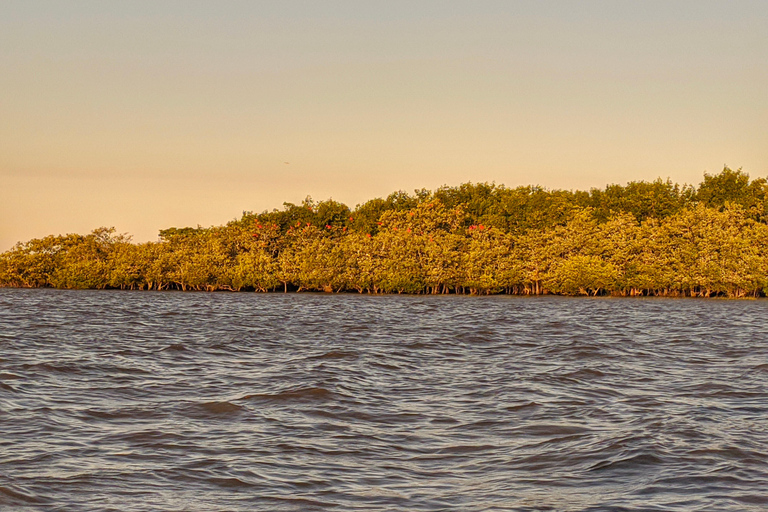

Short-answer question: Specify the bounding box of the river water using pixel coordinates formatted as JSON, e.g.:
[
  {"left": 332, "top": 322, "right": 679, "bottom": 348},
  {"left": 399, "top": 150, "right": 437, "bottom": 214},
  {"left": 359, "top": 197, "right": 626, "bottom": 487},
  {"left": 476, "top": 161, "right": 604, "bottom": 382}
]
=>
[{"left": 1, "top": 289, "right": 767, "bottom": 511}]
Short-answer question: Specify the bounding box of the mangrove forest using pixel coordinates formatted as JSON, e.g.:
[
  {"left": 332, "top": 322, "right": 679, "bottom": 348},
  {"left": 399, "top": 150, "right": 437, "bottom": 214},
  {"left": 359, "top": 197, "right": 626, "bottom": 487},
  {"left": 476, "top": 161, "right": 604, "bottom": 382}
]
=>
[{"left": 3, "top": 167, "right": 768, "bottom": 297}]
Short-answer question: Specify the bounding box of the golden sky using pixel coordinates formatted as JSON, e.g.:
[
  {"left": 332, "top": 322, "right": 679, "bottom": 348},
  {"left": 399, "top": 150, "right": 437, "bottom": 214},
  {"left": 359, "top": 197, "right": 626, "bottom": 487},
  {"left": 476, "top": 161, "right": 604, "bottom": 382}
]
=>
[{"left": 2, "top": 1, "right": 767, "bottom": 250}]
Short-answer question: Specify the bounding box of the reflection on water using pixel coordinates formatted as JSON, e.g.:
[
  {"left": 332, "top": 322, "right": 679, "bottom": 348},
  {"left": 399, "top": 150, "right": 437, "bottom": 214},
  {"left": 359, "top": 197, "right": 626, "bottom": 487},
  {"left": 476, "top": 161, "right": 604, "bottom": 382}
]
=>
[{"left": 1, "top": 289, "right": 767, "bottom": 511}]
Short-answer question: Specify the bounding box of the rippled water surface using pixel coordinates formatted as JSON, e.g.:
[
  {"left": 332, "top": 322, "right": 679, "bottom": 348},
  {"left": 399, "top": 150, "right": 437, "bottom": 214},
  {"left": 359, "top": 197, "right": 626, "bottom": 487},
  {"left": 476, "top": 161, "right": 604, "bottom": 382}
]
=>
[{"left": 1, "top": 289, "right": 767, "bottom": 511}]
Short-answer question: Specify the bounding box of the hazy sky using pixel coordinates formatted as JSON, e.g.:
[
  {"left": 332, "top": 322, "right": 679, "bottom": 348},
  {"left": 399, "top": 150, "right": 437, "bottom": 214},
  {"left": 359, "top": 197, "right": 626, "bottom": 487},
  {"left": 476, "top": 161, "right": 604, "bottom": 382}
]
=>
[{"left": 2, "top": 1, "right": 766, "bottom": 249}]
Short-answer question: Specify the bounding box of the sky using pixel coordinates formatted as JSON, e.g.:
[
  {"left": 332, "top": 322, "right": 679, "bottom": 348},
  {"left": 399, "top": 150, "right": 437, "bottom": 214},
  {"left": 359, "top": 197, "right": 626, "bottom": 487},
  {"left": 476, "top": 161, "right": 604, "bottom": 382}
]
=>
[{"left": 2, "top": 0, "right": 767, "bottom": 250}]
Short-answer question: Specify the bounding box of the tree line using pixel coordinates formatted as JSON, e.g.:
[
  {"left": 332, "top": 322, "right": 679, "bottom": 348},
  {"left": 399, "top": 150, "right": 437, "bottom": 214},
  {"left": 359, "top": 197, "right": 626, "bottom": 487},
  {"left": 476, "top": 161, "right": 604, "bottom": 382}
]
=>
[{"left": 2, "top": 167, "right": 768, "bottom": 297}]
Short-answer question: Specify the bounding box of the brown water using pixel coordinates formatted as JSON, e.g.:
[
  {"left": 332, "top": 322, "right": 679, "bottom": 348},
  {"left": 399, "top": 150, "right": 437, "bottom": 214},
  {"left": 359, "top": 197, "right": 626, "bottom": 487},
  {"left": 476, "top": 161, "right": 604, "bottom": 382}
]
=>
[{"left": 1, "top": 289, "right": 767, "bottom": 511}]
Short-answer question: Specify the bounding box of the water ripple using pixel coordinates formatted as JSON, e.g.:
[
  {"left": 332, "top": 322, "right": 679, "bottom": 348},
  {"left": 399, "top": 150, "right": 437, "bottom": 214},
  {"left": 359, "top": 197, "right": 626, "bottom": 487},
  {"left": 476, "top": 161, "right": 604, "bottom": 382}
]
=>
[{"left": 1, "top": 289, "right": 767, "bottom": 511}]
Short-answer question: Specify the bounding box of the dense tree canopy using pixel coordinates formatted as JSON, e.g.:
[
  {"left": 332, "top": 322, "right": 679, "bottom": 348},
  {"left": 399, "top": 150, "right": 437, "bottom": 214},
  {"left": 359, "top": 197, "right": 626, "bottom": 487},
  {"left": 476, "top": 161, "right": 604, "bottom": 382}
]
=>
[{"left": 3, "top": 167, "right": 767, "bottom": 297}]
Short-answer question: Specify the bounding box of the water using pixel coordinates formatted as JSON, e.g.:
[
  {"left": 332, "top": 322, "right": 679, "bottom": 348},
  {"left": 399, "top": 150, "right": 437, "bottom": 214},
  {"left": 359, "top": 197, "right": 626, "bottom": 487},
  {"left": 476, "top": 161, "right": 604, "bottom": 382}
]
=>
[{"left": 1, "top": 289, "right": 767, "bottom": 511}]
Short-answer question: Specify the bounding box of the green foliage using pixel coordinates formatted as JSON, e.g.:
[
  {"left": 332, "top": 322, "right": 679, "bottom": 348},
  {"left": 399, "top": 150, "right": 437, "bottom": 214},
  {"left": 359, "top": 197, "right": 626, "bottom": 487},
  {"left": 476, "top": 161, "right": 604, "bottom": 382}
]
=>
[
  {"left": 547, "top": 256, "right": 618, "bottom": 296},
  {"left": 2, "top": 167, "right": 767, "bottom": 297},
  {"left": 585, "top": 178, "right": 693, "bottom": 222},
  {"left": 695, "top": 166, "right": 768, "bottom": 221}
]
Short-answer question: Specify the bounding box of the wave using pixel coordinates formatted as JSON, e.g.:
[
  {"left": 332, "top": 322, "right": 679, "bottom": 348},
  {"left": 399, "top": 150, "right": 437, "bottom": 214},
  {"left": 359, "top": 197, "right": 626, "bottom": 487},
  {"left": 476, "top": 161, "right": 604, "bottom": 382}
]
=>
[{"left": 238, "top": 387, "right": 335, "bottom": 402}]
